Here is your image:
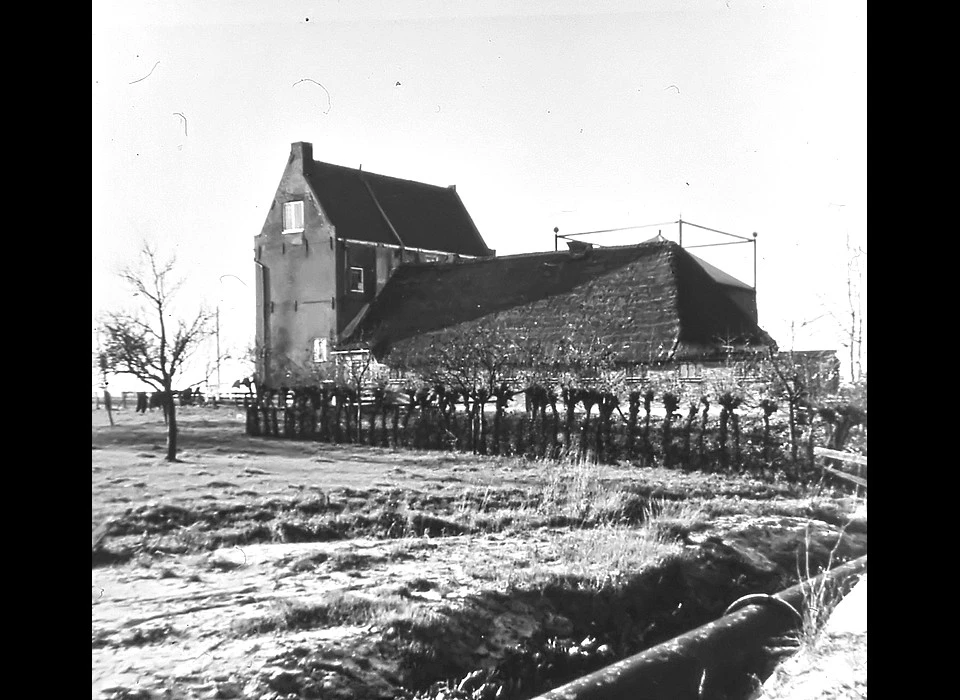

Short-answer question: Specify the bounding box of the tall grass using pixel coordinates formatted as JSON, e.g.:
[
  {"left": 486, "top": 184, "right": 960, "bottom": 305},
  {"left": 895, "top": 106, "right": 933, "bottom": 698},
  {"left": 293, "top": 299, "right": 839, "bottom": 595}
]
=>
[
  {"left": 794, "top": 518, "right": 854, "bottom": 647},
  {"left": 459, "top": 469, "right": 708, "bottom": 592}
]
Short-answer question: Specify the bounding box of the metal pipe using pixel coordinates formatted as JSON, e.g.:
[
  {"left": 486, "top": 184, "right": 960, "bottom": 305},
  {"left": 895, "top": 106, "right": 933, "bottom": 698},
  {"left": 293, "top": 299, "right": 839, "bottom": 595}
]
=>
[
  {"left": 683, "top": 240, "right": 753, "bottom": 250},
  {"left": 530, "top": 554, "right": 867, "bottom": 700},
  {"left": 680, "top": 220, "right": 754, "bottom": 242},
  {"left": 559, "top": 221, "right": 680, "bottom": 239}
]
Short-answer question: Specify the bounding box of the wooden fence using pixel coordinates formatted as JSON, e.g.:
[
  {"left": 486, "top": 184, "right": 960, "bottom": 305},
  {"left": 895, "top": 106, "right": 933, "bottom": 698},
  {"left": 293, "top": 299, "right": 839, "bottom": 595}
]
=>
[
  {"left": 813, "top": 446, "right": 868, "bottom": 492},
  {"left": 243, "top": 393, "right": 866, "bottom": 481},
  {"left": 92, "top": 390, "right": 256, "bottom": 410}
]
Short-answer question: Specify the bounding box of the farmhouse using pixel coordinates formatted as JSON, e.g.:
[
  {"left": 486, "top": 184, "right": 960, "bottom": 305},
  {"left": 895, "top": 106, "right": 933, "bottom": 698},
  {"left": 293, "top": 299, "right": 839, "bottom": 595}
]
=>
[
  {"left": 254, "top": 142, "right": 493, "bottom": 386},
  {"left": 254, "top": 141, "right": 777, "bottom": 389}
]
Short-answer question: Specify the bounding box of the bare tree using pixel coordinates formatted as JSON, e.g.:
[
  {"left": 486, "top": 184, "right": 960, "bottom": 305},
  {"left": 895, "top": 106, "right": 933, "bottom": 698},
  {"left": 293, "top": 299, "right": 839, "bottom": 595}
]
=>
[
  {"left": 842, "top": 234, "right": 866, "bottom": 383},
  {"left": 764, "top": 349, "right": 811, "bottom": 466},
  {"left": 99, "top": 242, "right": 216, "bottom": 461},
  {"left": 334, "top": 346, "right": 378, "bottom": 443},
  {"left": 813, "top": 233, "right": 865, "bottom": 383}
]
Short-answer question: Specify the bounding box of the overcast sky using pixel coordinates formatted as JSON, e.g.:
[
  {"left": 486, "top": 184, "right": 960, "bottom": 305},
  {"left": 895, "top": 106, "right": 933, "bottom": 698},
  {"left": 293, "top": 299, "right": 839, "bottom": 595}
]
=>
[{"left": 92, "top": 0, "right": 866, "bottom": 389}]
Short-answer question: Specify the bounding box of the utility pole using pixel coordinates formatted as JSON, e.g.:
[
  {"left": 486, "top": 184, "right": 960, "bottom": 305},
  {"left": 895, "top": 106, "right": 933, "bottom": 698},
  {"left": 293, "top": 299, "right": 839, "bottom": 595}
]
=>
[
  {"left": 216, "top": 306, "right": 221, "bottom": 390},
  {"left": 217, "top": 273, "right": 249, "bottom": 395}
]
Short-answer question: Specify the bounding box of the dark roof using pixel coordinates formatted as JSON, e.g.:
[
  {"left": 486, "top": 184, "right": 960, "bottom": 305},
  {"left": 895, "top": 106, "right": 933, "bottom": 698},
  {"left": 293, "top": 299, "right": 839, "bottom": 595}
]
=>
[
  {"left": 348, "top": 240, "right": 776, "bottom": 364},
  {"left": 687, "top": 253, "right": 753, "bottom": 290},
  {"left": 305, "top": 160, "right": 493, "bottom": 257}
]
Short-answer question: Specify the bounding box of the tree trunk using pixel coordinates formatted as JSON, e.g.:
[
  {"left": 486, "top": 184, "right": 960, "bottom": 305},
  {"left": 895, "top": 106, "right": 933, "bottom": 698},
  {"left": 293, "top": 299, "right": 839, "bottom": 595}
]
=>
[
  {"left": 732, "top": 413, "right": 741, "bottom": 469},
  {"left": 643, "top": 412, "right": 652, "bottom": 459},
  {"left": 788, "top": 402, "right": 798, "bottom": 463},
  {"left": 165, "top": 390, "right": 178, "bottom": 461},
  {"left": 549, "top": 399, "right": 560, "bottom": 460},
  {"left": 718, "top": 409, "right": 729, "bottom": 472},
  {"left": 663, "top": 415, "right": 673, "bottom": 468},
  {"left": 104, "top": 390, "right": 115, "bottom": 427},
  {"left": 581, "top": 407, "right": 592, "bottom": 462},
  {"left": 391, "top": 405, "right": 400, "bottom": 447}
]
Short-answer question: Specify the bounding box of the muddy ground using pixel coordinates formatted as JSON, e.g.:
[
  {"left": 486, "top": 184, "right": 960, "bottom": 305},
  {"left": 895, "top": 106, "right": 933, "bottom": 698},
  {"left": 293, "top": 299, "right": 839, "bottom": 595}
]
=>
[{"left": 92, "top": 407, "right": 866, "bottom": 700}]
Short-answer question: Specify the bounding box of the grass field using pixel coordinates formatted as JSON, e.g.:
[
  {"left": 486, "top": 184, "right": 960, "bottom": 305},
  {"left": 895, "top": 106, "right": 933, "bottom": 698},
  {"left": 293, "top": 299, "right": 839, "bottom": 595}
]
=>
[{"left": 92, "top": 406, "right": 866, "bottom": 700}]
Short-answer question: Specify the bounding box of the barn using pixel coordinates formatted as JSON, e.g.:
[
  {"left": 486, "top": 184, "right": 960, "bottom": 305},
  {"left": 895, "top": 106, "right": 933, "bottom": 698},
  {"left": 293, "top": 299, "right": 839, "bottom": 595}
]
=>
[{"left": 341, "top": 238, "right": 776, "bottom": 389}]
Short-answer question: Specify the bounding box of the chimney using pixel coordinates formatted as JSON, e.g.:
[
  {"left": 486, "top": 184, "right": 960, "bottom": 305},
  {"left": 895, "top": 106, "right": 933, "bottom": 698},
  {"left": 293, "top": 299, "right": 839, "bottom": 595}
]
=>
[{"left": 290, "top": 142, "right": 313, "bottom": 170}]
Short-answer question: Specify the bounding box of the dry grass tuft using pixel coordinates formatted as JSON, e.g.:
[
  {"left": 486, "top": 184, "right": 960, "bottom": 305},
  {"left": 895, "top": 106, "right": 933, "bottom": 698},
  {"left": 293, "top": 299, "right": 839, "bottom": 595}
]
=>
[
  {"left": 794, "top": 519, "right": 851, "bottom": 647},
  {"left": 230, "top": 591, "right": 436, "bottom": 637},
  {"left": 463, "top": 496, "right": 705, "bottom": 592}
]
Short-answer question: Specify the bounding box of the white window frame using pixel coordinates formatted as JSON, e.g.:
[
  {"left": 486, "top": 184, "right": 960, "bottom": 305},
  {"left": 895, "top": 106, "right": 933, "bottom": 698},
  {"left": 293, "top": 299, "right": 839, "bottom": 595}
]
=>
[
  {"left": 348, "top": 266, "right": 365, "bottom": 293},
  {"left": 678, "top": 362, "right": 703, "bottom": 383},
  {"left": 312, "top": 338, "right": 329, "bottom": 364},
  {"left": 282, "top": 201, "right": 305, "bottom": 234}
]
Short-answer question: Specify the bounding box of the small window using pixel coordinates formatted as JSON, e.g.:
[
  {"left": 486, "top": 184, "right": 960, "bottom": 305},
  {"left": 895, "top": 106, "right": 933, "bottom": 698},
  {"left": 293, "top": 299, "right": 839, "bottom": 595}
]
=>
[
  {"left": 678, "top": 362, "right": 702, "bottom": 382},
  {"left": 312, "top": 338, "right": 329, "bottom": 363},
  {"left": 348, "top": 267, "right": 364, "bottom": 293},
  {"left": 282, "top": 201, "right": 304, "bottom": 233}
]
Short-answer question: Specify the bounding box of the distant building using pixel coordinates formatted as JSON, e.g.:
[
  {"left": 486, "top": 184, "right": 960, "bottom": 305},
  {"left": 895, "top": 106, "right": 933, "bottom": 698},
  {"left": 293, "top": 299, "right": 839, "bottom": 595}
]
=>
[
  {"left": 777, "top": 349, "right": 842, "bottom": 397},
  {"left": 255, "top": 142, "right": 777, "bottom": 389}
]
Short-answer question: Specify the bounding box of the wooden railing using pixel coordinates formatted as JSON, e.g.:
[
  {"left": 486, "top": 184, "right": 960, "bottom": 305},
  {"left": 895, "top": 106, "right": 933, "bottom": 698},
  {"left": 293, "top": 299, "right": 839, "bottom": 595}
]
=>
[{"left": 813, "top": 446, "right": 867, "bottom": 490}]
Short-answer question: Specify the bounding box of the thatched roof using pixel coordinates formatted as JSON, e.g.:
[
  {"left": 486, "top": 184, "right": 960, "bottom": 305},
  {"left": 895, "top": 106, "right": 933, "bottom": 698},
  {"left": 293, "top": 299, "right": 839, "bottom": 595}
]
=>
[
  {"left": 346, "top": 240, "right": 776, "bottom": 365},
  {"left": 304, "top": 160, "right": 493, "bottom": 257}
]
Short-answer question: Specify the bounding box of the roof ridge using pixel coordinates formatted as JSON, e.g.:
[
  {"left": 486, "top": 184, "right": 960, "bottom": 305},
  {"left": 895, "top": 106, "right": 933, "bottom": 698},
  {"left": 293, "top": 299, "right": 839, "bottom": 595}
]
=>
[
  {"left": 311, "top": 158, "right": 452, "bottom": 190},
  {"left": 392, "top": 239, "right": 672, "bottom": 269}
]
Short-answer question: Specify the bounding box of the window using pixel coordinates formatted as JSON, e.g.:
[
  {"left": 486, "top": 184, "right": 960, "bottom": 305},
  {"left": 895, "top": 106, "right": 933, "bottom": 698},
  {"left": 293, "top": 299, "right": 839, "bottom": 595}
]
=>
[
  {"left": 678, "top": 362, "right": 702, "bottom": 382},
  {"left": 312, "top": 338, "right": 329, "bottom": 363},
  {"left": 348, "top": 267, "right": 364, "bottom": 293},
  {"left": 282, "top": 201, "right": 304, "bottom": 233}
]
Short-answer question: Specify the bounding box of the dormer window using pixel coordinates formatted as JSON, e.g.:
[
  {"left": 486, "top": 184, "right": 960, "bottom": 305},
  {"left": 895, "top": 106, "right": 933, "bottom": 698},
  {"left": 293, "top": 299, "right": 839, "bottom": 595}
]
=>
[
  {"left": 282, "top": 201, "right": 305, "bottom": 233},
  {"left": 348, "top": 267, "right": 364, "bottom": 293}
]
